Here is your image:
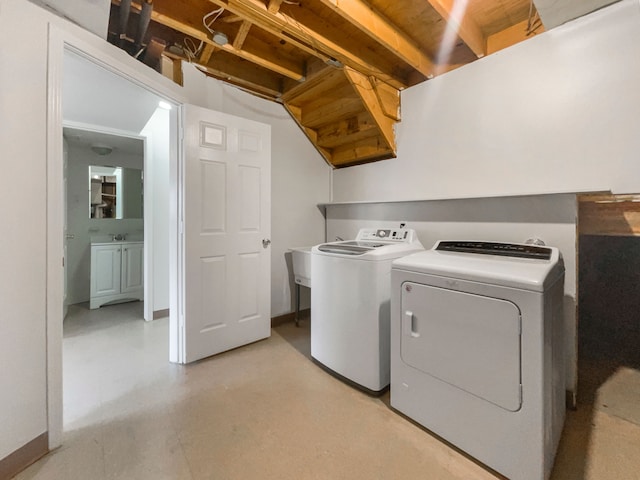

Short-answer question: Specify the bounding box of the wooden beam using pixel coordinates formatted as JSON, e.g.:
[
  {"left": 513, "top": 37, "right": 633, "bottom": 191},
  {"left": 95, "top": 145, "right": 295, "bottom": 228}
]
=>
[
  {"left": 200, "top": 63, "right": 282, "bottom": 99},
  {"left": 207, "top": 0, "right": 408, "bottom": 89},
  {"left": 114, "top": 0, "right": 304, "bottom": 80},
  {"left": 487, "top": 19, "right": 545, "bottom": 55},
  {"left": 579, "top": 194, "right": 640, "bottom": 236},
  {"left": 267, "top": 0, "right": 284, "bottom": 13},
  {"left": 233, "top": 20, "right": 252, "bottom": 49},
  {"left": 427, "top": 0, "right": 486, "bottom": 58},
  {"left": 199, "top": 43, "right": 216, "bottom": 64},
  {"left": 344, "top": 67, "right": 396, "bottom": 154},
  {"left": 318, "top": 0, "right": 434, "bottom": 79},
  {"left": 222, "top": 41, "right": 303, "bottom": 80},
  {"left": 370, "top": 77, "right": 400, "bottom": 121},
  {"left": 331, "top": 135, "right": 395, "bottom": 167},
  {"left": 198, "top": 50, "right": 284, "bottom": 98},
  {"left": 301, "top": 97, "right": 365, "bottom": 129},
  {"left": 172, "top": 57, "right": 184, "bottom": 85},
  {"left": 316, "top": 113, "right": 381, "bottom": 149},
  {"left": 281, "top": 67, "right": 344, "bottom": 104}
]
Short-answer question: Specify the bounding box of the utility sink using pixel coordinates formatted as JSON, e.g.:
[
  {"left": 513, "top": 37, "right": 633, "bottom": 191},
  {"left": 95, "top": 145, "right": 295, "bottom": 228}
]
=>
[{"left": 290, "top": 246, "right": 312, "bottom": 288}]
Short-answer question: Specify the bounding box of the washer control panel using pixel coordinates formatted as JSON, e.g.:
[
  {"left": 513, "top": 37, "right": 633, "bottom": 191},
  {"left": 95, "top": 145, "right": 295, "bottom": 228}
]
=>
[{"left": 356, "top": 228, "right": 413, "bottom": 242}]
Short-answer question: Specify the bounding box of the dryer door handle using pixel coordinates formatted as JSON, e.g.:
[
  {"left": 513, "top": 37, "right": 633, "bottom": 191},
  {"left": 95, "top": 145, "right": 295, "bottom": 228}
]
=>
[{"left": 403, "top": 310, "right": 420, "bottom": 338}]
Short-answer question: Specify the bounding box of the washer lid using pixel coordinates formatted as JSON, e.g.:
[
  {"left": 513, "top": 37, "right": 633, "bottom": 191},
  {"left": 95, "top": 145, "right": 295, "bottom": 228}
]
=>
[{"left": 392, "top": 241, "right": 564, "bottom": 292}]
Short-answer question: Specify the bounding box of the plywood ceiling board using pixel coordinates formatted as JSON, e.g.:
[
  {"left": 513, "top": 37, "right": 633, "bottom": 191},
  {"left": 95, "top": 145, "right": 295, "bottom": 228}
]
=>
[
  {"left": 299, "top": 83, "right": 361, "bottom": 118},
  {"left": 237, "top": 34, "right": 305, "bottom": 79},
  {"left": 301, "top": 97, "right": 366, "bottom": 129},
  {"left": 266, "top": 0, "right": 411, "bottom": 85},
  {"left": 151, "top": 0, "right": 222, "bottom": 32},
  {"left": 281, "top": 67, "right": 346, "bottom": 105},
  {"left": 315, "top": 112, "right": 382, "bottom": 149},
  {"left": 331, "top": 135, "right": 395, "bottom": 167},
  {"left": 317, "top": 0, "right": 435, "bottom": 79},
  {"left": 468, "top": 0, "right": 532, "bottom": 35},
  {"left": 207, "top": 0, "right": 408, "bottom": 88},
  {"left": 368, "top": 0, "right": 444, "bottom": 56},
  {"left": 201, "top": 49, "right": 284, "bottom": 95}
]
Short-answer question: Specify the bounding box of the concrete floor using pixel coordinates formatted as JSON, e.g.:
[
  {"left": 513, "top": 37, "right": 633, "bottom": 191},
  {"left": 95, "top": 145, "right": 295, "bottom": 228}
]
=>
[{"left": 13, "top": 302, "right": 640, "bottom": 480}]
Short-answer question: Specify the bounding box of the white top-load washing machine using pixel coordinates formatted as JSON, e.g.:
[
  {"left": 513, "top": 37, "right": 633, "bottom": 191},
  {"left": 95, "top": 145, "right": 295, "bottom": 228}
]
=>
[
  {"left": 391, "top": 241, "right": 565, "bottom": 480},
  {"left": 311, "top": 228, "right": 424, "bottom": 394}
]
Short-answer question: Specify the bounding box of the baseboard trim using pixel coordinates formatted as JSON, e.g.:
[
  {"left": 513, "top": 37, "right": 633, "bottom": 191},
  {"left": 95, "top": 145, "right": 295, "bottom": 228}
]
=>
[
  {"left": 153, "top": 309, "right": 170, "bottom": 320},
  {"left": 271, "top": 309, "right": 310, "bottom": 327},
  {"left": 0, "top": 432, "right": 48, "bottom": 480}
]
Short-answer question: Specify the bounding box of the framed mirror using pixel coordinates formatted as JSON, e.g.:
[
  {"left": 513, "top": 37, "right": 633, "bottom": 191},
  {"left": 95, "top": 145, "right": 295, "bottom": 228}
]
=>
[{"left": 90, "top": 165, "right": 143, "bottom": 219}]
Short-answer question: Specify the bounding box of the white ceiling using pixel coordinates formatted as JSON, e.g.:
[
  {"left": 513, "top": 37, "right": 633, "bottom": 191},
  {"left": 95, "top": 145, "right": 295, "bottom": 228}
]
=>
[
  {"left": 63, "top": 126, "right": 144, "bottom": 156},
  {"left": 534, "top": 0, "right": 621, "bottom": 29},
  {"left": 63, "top": 49, "right": 161, "bottom": 134}
]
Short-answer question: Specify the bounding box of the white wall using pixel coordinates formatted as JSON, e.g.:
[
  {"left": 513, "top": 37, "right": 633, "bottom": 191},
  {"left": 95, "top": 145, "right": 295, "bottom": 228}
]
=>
[
  {"left": 0, "top": 0, "right": 50, "bottom": 461},
  {"left": 141, "top": 108, "right": 171, "bottom": 312},
  {"left": 66, "top": 143, "right": 144, "bottom": 304},
  {"left": 37, "top": 0, "right": 111, "bottom": 38},
  {"left": 181, "top": 65, "right": 331, "bottom": 316},
  {"left": 332, "top": 0, "right": 640, "bottom": 202}
]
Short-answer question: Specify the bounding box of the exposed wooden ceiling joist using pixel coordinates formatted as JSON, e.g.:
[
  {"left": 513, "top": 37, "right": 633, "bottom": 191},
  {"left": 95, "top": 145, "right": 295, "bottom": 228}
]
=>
[
  {"left": 207, "top": 0, "right": 409, "bottom": 88},
  {"left": 344, "top": 67, "right": 396, "bottom": 155},
  {"left": 427, "top": 0, "right": 487, "bottom": 58},
  {"left": 109, "top": 0, "right": 549, "bottom": 168},
  {"left": 115, "top": 0, "right": 304, "bottom": 80},
  {"left": 232, "top": 20, "right": 252, "bottom": 49},
  {"left": 267, "top": 0, "right": 284, "bottom": 13},
  {"left": 318, "top": 0, "right": 435, "bottom": 79}
]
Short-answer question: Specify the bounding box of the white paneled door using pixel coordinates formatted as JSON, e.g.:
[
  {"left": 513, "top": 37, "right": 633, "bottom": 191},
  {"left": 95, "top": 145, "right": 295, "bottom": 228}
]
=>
[{"left": 180, "top": 104, "right": 271, "bottom": 363}]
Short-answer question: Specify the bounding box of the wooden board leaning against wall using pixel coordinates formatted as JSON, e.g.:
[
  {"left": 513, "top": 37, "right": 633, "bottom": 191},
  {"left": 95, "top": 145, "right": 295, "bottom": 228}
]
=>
[{"left": 575, "top": 193, "right": 640, "bottom": 406}]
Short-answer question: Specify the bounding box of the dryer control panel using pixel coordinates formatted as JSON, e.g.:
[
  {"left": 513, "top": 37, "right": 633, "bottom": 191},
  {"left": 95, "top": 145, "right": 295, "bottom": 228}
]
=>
[
  {"left": 436, "top": 241, "right": 552, "bottom": 260},
  {"left": 356, "top": 228, "right": 414, "bottom": 242}
]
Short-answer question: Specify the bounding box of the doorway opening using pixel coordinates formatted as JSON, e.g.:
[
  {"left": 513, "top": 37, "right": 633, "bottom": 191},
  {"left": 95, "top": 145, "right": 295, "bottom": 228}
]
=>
[
  {"left": 63, "top": 126, "right": 145, "bottom": 316},
  {"left": 59, "top": 47, "right": 175, "bottom": 437}
]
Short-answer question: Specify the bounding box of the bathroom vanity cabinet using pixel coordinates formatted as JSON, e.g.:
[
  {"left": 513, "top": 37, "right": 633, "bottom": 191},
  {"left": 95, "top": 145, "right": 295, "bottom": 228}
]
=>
[{"left": 90, "top": 241, "right": 143, "bottom": 309}]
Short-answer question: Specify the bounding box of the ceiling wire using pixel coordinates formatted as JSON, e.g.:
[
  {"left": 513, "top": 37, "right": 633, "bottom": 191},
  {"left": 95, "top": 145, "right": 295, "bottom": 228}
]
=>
[
  {"left": 183, "top": 37, "right": 203, "bottom": 61},
  {"left": 183, "top": 7, "right": 225, "bottom": 63},
  {"left": 203, "top": 7, "right": 225, "bottom": 34}
]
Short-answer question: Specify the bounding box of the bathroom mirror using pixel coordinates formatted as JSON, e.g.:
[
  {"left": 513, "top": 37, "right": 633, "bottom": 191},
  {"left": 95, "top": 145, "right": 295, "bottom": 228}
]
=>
[{"left": 90, "top": 165, "right": 143, "bottom": 219}]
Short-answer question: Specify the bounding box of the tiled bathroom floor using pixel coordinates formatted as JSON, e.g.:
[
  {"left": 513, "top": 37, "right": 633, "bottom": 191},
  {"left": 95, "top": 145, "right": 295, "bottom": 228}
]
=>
[{"left": 13, "top": 303, "right": 640, "bottom": 480}]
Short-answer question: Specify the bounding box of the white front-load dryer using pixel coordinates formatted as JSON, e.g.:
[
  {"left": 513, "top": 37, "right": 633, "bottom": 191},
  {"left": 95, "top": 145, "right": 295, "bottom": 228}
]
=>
[
  {"left": 311, "top": 228, "right": 424, "bottom": 394},
  {"left": 391, "top": 241, "right": 565, "bottom": 480}
]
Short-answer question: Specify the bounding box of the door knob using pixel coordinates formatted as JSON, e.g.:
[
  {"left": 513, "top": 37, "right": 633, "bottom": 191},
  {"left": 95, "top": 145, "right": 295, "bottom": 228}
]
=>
[{"left": 262, "top": 238, "right": 271, "bottom": 248}]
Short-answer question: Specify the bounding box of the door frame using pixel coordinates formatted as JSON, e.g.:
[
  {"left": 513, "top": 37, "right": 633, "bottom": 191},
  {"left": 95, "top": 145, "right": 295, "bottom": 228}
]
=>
[{"left": 46, "top": 23, "right": 186, "bottom": 449}]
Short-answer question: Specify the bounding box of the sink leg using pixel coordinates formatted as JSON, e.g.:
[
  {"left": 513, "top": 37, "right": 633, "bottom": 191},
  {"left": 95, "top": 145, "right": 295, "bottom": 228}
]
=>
[{"left": 295, "top": 283, "right": 300, "bottom": 327}]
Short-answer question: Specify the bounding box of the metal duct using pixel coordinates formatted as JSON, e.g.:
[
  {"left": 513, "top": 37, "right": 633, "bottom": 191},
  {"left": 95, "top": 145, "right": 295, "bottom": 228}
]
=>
[
  {"left": 117, "top": 0, "right": 132, "bottom": 48},
  {"left": 134, "top": 0, "right": 153, "bottom": 52}
]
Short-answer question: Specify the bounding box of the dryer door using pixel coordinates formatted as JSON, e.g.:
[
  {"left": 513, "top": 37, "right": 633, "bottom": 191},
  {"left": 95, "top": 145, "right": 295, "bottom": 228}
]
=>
[{"left": 401, "top": 282, "right": 522, "bottom": 411}]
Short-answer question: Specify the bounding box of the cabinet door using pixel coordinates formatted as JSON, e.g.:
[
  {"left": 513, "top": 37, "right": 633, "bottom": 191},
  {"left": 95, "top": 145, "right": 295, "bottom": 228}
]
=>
[
  {"left": 121, "top": 243, "right": 144, "bottom": 293},
  {"left": 91, "top": 245, "right": 121, "bottom": 297}
]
